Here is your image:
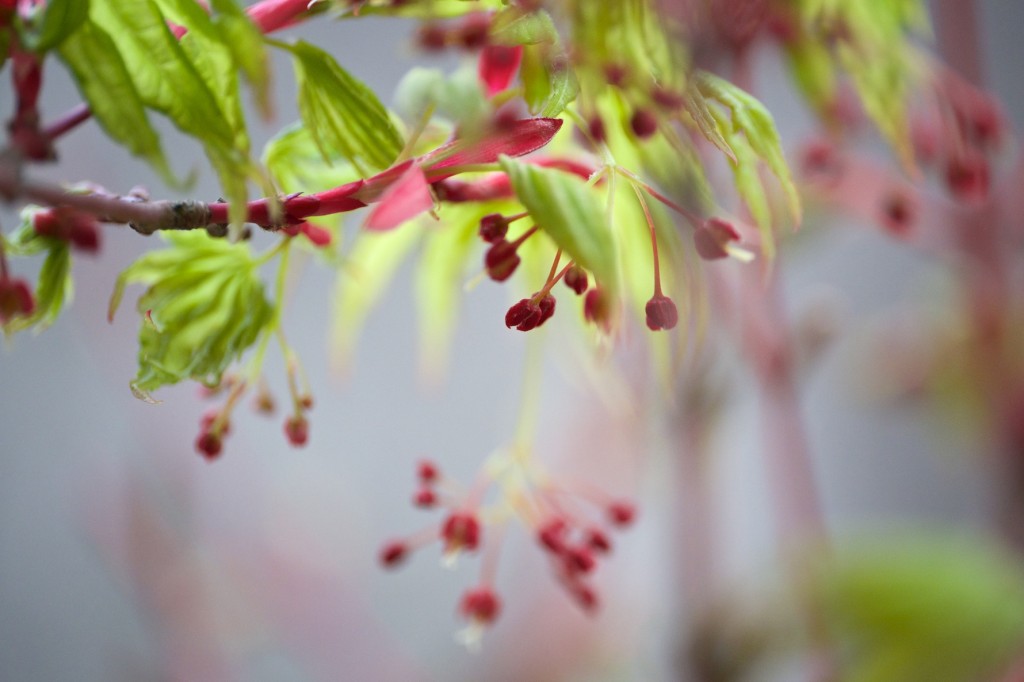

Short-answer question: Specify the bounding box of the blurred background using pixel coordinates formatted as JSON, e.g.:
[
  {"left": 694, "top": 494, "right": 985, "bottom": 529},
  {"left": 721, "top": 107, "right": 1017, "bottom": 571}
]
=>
[{"left": 2, "top": 1, "right": 1024, "bottom": 680}]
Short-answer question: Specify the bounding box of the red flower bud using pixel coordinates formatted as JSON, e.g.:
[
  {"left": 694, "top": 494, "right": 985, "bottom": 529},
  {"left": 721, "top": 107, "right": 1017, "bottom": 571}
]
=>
[
  {"left": 568, "top": 582, "right": 599, "bottom": 613},
  {"left": 441, "top": 512, "right": 481, "bottom": 553},
  {"left": 457, "top": 14, "right": 491, "bottom": 50},
  {"left": 564, "top": 545, "right": 597, "bottom": 575},
  {"left": 586, "top": 528, "right": 612, "bottom": 553},
  {"left": 945, "top": 152, "right": 990, "bottom": 203},
  {"left": 485, "top": 239, "right": 521, "bottom": 282},
  {"left": 505, "top": 298, "right": 542, "bottom": 331},
  {"left": 645, "top": 294, "right": 678, "bottom": 331},
  {"left": 413, "top": 487, "right": 438, "bottom": 508},
  {"left": 607, "top": 500, "right": 636, "bottom": 527},
  {"left": 588, "top": 116, "right": 606, "bottom": 145},
  {"left": 379, "top": 540, "right": 408, "bottom": 568},
  {"left": 652, "top": 87, "right": 683, "bottom": 111},
  {"left": 563, "top": 265, "right": 588, "bottom": 295},
  {"left": 195, "top": 431, "right": 223, "bottom": 461},
  {"left": 0, "top": 277, "right": 35, "bottom": 324},
  {"left": 478, "top": 213, "right": 509, "bottom": 243},
  {"left": 417, "top": 459, "right": 439, "bottom": 484},
  {"left": 694, "top": 217, "right": 741, "bottom": 260},
  {"left": 630, "top": 108, "right": 658, "bottom": 139},
  {"left": 460, "top": 586, "right": 501, "bottom": 625},
  {"left": 537, "top": 518, "right": 568, "bottom": 553},
  {"left": 284, "top": 415, "right": 309, "bottom": 447},
  {"left": 880, "top": 191, "right": 915, "bottom": 238},
  {"left": 583, "top": 287, "right": 612, "bottom": 330},
  {"left": 417, "top": 23, "right": 448, "bottom": 51},
  {"left": 33, "top": 207, "right": 101, "bottom": 253}
]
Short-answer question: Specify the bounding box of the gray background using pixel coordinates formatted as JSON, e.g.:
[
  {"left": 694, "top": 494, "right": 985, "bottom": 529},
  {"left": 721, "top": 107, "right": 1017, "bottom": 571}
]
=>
[{"left": 1, "top": 1, "right": 1023, "bottom": 680}]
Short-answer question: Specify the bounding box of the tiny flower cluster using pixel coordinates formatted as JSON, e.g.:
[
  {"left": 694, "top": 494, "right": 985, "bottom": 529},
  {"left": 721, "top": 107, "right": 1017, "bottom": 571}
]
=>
[
  {"left": 193, "top": 358, "right": 314, "bottom": 461},
  {"left": 378, "top": 454, "right": 637, "bottom": 646}
]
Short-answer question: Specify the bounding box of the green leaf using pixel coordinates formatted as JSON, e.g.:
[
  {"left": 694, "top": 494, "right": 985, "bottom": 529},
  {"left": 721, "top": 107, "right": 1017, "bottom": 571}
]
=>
[
  {"left": 30, "top": 0, "right": 91, "bottom": 52},
  {"left": 110, "top": 232, "right": 274, "bottom": 396},
  {"left": 416, "top": 205, "right": 493, "bottom": 375},
  {"left": 58, "top": 17, "right": 171, "bottom": 179},
  {"left": 209, "top": 0, "right": 273, "bottom": 120},
  {"left": 91, "top": 0, "right": 237, "bottom": 149},
  {"left": 490, "top": 6, "right": 559, "bottom": 46},
  {"left": 263, "top": 122, "right": 359, "bottom": 194},
  {"left": 820, "top": 535, "right": 1024, "bottom": 682},
  {"left": 284, "top": 40, "right": 404, "bottom": 174},
  {"left": 6, "top": 242, "right": 72, "bottom": 334},
  {"left": 331, "top": 226, "right": 421, "bottom": 370},
  {"left": 499, "top": 156, "right": 617, "bottom": 294},
  {"left": 695, "top": 71, "right": 801, "bottom": 225}
]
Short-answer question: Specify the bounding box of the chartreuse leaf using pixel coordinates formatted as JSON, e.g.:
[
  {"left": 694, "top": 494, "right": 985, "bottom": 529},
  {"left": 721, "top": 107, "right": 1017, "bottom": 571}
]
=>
[
  {"left": 263, "top": 122, "right": 359, "bottom": 194},
  {"left": 695, "top": 71, "right": 801, "bottom": 226},
  {"left": 109, "top": 232, "right": 273, "bottom": 398},
  {"left": 499, "top": 156, "right": 617, "bottom": 295},
  {"left": 57, "top": 18, "right": 171, "bottom": 179},
  {"left": 5, "top": 243, "right": 72, "bottom": 334},
  {"left": 820, "top": 535, "right": 1024, "bottom": 682},
  {"left": 90, "top": 0, "right": 256, "bottom": 224},
  {"left": 331, "top": 226, "right": 422, "bottom": 370},
  {"left": 800, "top": 0, "right": 927, "bottom": 170},
  {"left": 416, "top": 204, "right": 504, "bottom": 376},
  {"left": 29, "top": 0, "right": 91, "bottom": 52},
  {"left": 208, "top": 0, "right": 273, "bottom": 119},
  {"left": 283, "top": 40, "right": 403, "bottom": 175},
  {"left": 332, "top": 0, "right": 503, "bottom": 19},
  {"left": 494, "top": 6, "right": 577, "bottom": 117}
]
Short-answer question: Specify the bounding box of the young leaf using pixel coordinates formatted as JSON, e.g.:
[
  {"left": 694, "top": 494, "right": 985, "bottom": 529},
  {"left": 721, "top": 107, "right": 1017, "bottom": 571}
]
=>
[
  {"left": 58, "top": 18, "right": 171, "bottom": 179},
  {"left": 284, "top": 40, "right": 404, "bottom": 174},
  {"left": 331, "top": 227, "right": 422, "bottom": 370},
  {"left": 110, "top": 232, "right": 273, "bottom": 396},
  {"left": 820, "top": 536, "right": 1024, "bottom": 682},
  {"left": 499, "top": 155, "right": 617, "bottom": 293},
  {"left": 30, "top": 0, "right": 91, "bottom": 52},
  {"left": 695, "top": 71, "right": 801, "bottom": 225}
]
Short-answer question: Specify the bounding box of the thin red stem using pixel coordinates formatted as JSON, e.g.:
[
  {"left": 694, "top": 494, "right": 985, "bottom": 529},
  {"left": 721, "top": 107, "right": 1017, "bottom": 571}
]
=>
[{"left": 632, "top": 183, "right": 663, "bottom": 296}]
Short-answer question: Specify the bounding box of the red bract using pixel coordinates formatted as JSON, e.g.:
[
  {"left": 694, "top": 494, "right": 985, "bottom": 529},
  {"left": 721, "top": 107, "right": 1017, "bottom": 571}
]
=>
[
  {"left": 479, "top": 45, "right": 523, "bottom": 96},
  {"left": 0, "top": 277, "right": 34, "bottom": 324},
  {"left": 299, "top": 222, "right": 332, "bottom": 247},
  {"left": 421, "top": 118, "right": 563, "bottom": 181},
  {"left": 365, "top": 164, "right": 433, "bottom": 231}
]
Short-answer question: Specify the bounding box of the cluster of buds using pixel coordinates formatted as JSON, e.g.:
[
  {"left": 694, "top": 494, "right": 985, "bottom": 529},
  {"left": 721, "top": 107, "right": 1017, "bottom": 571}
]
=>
[
  {"left": 378, "top": 453, "right": 638, "bottom": 646},
  {"left": 532, "top": 497, "right": 636, "bottom": 613},
  {"left": 192, "top": 351, "right": 315, "bottom": 460},
  {"left": 32, "top": 207, "right": 101, "bottom": 253}
]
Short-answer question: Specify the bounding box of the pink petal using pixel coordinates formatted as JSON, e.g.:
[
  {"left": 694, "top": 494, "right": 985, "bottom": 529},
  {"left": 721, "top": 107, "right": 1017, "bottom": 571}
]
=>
[
  {"left": 364, "top": 164, "right": 434, "bottom": 231},
  {"left": 479, "top": 45, "right": 523, "bottom": 97},
  {"left": 422, "top": 117, "right": 563, "bottom": 182}
]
